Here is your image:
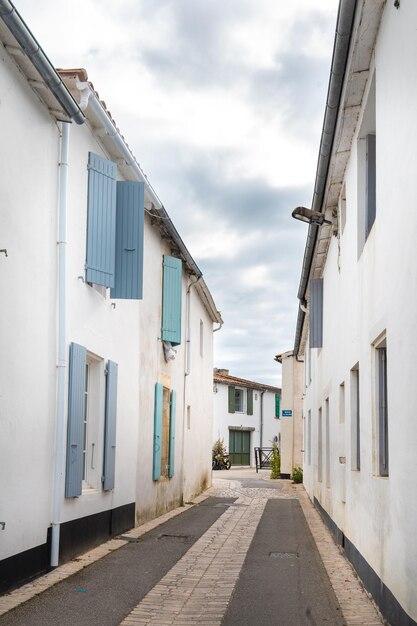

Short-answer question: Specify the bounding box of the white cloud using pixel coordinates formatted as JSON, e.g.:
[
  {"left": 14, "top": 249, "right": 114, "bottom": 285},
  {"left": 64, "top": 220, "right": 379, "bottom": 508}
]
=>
[{"left": 14, "top": 0, "right": 339, "bottom": 386}]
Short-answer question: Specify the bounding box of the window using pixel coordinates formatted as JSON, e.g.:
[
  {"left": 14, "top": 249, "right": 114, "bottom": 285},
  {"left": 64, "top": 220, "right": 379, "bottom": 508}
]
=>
[
  {"left": 161, "top": 255, "right": 182, "bottom": 346},
  {"left": 375, "top": 338, "right": 388, "bottom": 476},
  {"left": 199, "top": 320, "right": 204, "bottom": 357},
  {"left": 325, "top": 398, "right": 330, "bottom": 488},
  {"left": 309, "top": 279, "right": 323, "bottom": 349},
  {"left": 357, "top": 74, "right": 376, "bottom": 255},
  {"left": 235, "top": 388, "right": 244, "bottom": 412},
  {"left": 153, "top": 383, "right": 176, "bottom": 480},
  {"left": 318, "top": 407, "right": 323, "bottom": 482},
  {"left": 187, "top": 405, "right": 191, "bottom": 430},
  {"left": 307, "top": 410, "right": 311, "bottom": 465},
  {"left": 350, "top": 364, "right": 360, "bottom": 471},
  {"left": 65, "top": 343, "right": 118, "bottom": 497},
  {"left": 85, "top": 152, "right": 145, "bottom": 298}
]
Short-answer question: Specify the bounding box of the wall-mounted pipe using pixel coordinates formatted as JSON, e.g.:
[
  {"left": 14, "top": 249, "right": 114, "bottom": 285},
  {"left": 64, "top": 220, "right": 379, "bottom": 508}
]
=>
[{"left": 50, "top": 121, "right": 70, "bottom": 568}]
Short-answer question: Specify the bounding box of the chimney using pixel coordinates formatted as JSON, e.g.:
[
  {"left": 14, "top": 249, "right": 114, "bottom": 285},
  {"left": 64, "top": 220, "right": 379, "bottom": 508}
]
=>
[{"left": 216, "top": 368, "right": 229, "bottom": 376}]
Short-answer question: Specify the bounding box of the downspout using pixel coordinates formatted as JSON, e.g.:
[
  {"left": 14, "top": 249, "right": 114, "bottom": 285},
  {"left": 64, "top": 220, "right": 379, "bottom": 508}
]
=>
[
  {"left": 180, "top": 276, "right": 200, "bottom": 502},
  {"left": 51, "top": 122, "right": 70, "bottom": 567}
]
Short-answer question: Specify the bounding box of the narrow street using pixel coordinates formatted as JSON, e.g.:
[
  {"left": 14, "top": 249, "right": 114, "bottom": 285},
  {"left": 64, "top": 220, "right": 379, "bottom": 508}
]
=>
[{"left": 0, "top": 470, "right": 383, "bottom": 626}]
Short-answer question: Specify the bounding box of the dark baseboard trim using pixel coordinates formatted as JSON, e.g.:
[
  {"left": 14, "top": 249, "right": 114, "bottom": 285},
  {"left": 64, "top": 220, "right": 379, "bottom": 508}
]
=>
[
  {"left": 313, "top": 497, "right": 417, "bottom": 626},
  {"left": 0, "top": 502, "right": 135, "bottom": 595}
]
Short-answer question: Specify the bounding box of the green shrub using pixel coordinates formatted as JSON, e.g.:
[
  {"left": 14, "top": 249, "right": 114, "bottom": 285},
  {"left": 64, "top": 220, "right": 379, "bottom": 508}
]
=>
[
  {"left": 291, "top": 466, "right": 303, "bottom": 484},
  {"left": 270, "top": 441, "right": 281, "bottom": 479}
]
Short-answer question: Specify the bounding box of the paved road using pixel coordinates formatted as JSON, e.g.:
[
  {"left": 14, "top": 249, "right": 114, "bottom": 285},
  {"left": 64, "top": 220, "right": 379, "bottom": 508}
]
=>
[{"left": 0, "top": 470, "right": 382, "bottom": 625}]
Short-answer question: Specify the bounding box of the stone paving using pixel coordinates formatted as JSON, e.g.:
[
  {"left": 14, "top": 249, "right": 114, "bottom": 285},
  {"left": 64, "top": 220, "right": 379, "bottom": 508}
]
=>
[{"left": 0, "top": 473, "right": 385, "bottom": 625}]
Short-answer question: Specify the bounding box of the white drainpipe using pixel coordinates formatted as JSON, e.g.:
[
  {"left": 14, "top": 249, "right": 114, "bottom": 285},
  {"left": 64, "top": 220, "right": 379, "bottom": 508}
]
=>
[{"left": 51, "top": 121, "right": 70, "bottom": 567}]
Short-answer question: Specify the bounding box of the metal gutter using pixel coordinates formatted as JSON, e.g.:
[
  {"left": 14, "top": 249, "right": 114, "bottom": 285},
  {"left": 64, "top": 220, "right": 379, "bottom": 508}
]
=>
[
  {"left": 0, "top": 0, "right": 85, "bottom": 124},
  {"left": 85, "top": 92, "right": 203, "bottom": 279},
  {"left": 294, "top": 0, "right": 357, "bottom": 356}
]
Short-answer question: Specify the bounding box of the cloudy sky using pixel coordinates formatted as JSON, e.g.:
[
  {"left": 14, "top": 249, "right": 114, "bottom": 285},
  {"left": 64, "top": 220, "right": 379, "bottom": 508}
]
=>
[{"left": 17, "top": 0, "right": 338, "bottom": 386}]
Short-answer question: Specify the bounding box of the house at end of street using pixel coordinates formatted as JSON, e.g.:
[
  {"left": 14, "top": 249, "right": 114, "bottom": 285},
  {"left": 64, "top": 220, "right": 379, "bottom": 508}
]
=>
[{"left": 213, "top": 369, "right": 281, "bottom": 467}]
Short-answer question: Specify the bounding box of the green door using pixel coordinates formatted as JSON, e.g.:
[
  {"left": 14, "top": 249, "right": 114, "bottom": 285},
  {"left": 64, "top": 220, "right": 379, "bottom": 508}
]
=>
[{"left": 229, "top": 430, "right": 251, "bottom": 466}]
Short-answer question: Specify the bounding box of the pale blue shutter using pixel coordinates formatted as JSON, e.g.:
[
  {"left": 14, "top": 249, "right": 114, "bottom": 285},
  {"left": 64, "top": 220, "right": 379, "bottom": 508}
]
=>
[
  {"left": 161, "top": 256, "right": 182, "bottom": 346},
  {"left": 168, "top": 389, "right": 176, "bottom": 478},
  {"left": 310, "top": 279, "right": 323, "bottom": 348},
  {"left": 103, "top": 360, "right": 118, "bottom": 491},
  {"left": 110, "top": 181, "right": 145, "bottom": 299},
  {"left": 85, "top": 152, "right": 117, "bottom": 287},
  {"left": 65, "top": 343, "right": 87, "bottom": 498},
  {"left": 153, "top": 383, "right": 163, "bottom": 480}
]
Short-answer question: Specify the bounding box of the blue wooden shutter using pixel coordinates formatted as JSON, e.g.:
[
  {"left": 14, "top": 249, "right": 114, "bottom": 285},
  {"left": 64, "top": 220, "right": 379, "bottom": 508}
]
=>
[
  {"left": 110, "top": 181, "right": 145, "bottom": 300},
  {"left": 65, "top": 343, "right": 87, "bottom": 498},
  {"left": 168, "top": 389, "right": 176, "bottom": 478},
  {"left": 310, "top": 279, "right": 323, "bottom": 348},
  {"left": 103, "top": 360, "right": 118, "bottom": 491},
  {"left": 161, "top": 255, "right": 182, "bottom": 346},
  {"left": 85, "top": 152, "right": 117, "bottom": 287},
  {"left": 153, "top": 383, "right": 163, "bottom": 480}
]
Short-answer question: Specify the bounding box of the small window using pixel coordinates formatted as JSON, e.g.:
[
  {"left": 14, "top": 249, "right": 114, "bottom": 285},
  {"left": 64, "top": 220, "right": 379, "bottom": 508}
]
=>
[
  {"left": 318, "top": 407, "right": 323, "bottom": 482},
  {"left": 235, "top": 388, "right": 245, "bottom": 412},
  {"left": 351, "top": 364, "right": 360, "bottom": 471},
  {"left": 307, "top": 410, "right": 311, "bottom": 465},
  {"left": 199, "top": 320, "right": 204, "bottom": 357},
  {"left": 187, "top": 405, "right": 191, "bottom": 430},
  {"left": 325, "top": 398, "right": 330, "bottom": 488},
  {"left": 375, "top": 337, "right": 388, "bottom": 476}
]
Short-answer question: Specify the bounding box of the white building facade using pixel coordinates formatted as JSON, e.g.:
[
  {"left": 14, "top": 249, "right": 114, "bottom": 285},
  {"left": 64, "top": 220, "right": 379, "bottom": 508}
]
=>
[
  {"left": 213, "top": 370, "right": 281, "bottom": 467},
  {"left": 0, "top": 3, "right": 221, "bottom": 593},
  {"left": 293, "top": 2, "right": 417, "bottom": 624}
]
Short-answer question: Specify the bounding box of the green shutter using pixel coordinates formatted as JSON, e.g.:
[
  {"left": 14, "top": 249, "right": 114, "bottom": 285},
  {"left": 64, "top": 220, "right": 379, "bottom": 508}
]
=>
[
  {"left": 153, "top": 383, "right": 163, "bottom": 480},
  {"left": 161, "top": 256, "right": 182, "bottom": 346},
  {"left": 228, "top": 386, "right": 235, "bottom": 413},
  {"left": 247, "top": 389, "right": 253, "bottom": 415},
  {"left": 275, "top": 394, "right": 281, "bottom": 419},
  {"left": 168, "top": 389, "right": 176, "bottom": 478}
]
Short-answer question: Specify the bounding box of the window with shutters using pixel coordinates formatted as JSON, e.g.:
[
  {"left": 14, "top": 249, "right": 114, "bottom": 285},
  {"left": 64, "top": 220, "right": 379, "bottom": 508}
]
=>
[
  {"left": 65, "top": 343, "right": 118, "bottom": 497},
  {"left": 85, "top": 152, "right": 144, "bottom": 299},
  {"left": 374, "top": 335, "right": 388, "bottom": 477},
  {"left": 153, "top": 383, "right": 176, "bottom": 480}
]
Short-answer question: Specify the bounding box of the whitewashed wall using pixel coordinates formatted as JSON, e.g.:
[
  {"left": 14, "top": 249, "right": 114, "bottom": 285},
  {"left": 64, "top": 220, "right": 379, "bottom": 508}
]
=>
[
  {"left": 302, "top": 3, "right": 417, "bottom": 622},
  {"left": 135, "top": 219, "right": 214, "bottom": 522},
  {"left": 0, "top": 47, "right": 60, "bottom": 561}
]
